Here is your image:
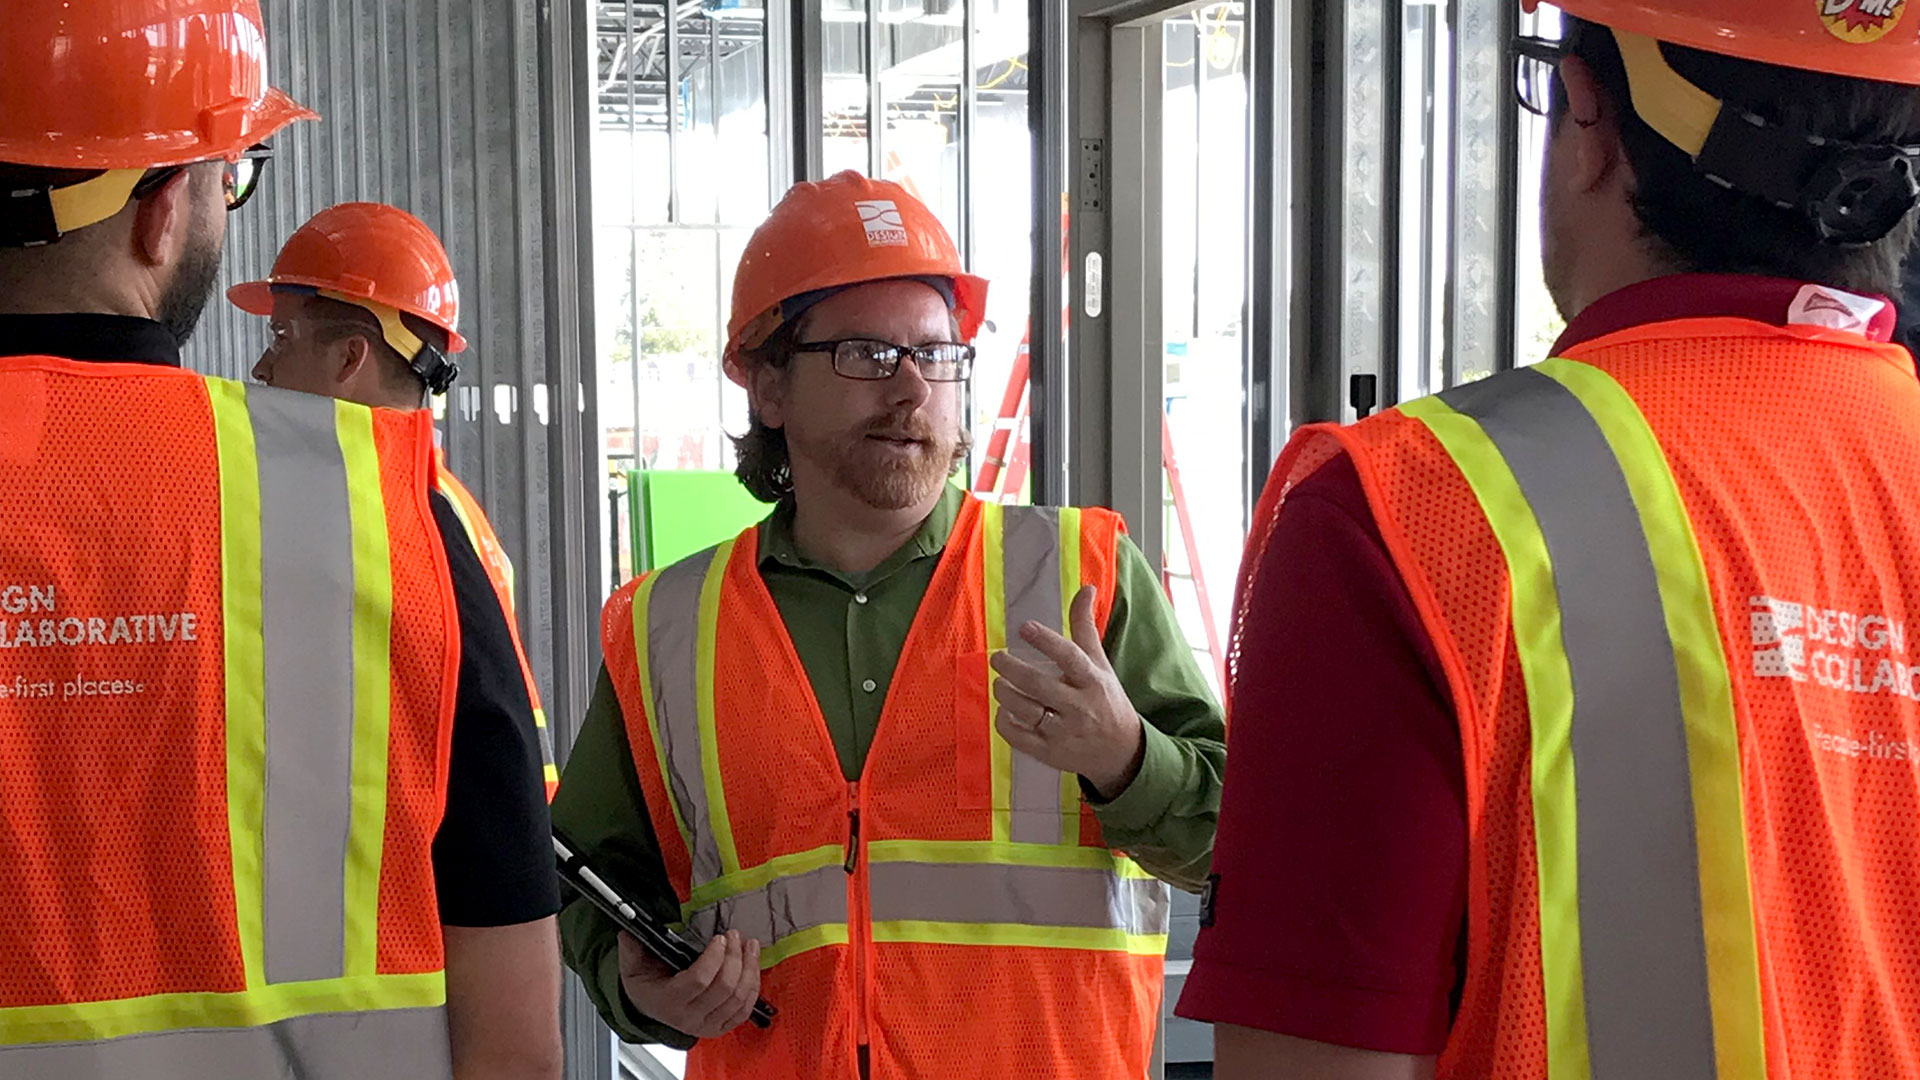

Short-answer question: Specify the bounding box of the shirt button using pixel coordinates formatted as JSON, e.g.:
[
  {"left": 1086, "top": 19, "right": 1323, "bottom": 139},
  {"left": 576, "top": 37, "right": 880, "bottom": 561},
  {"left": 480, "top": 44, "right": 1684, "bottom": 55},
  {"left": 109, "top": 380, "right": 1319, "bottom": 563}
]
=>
[
  {"left": 854, "top": 592, "right": 869, "bottom": 605},
  {"left": 861, "top": 679, "right": 878, "bottom": 693}
]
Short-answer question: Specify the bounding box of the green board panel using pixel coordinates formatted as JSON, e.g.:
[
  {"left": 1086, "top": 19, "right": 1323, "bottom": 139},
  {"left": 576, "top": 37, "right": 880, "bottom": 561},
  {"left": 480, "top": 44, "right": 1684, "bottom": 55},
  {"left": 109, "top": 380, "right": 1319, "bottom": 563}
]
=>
[{"left": 629, "top": 470, "right": 773, "bottom": 572}]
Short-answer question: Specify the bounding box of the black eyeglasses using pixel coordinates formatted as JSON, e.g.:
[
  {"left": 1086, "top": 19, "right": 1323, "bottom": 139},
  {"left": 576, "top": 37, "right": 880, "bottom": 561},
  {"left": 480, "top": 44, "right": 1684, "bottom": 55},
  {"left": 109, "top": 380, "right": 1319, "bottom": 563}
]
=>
[
  {"left": 131, "top": 144, "right": 274, "bottom": 212},
  {"left": 1513, "top": 36, "right": 1567, "bottom": 118},
  {"left": 794, "top": 338, "right": 976, "bottom": 382}
]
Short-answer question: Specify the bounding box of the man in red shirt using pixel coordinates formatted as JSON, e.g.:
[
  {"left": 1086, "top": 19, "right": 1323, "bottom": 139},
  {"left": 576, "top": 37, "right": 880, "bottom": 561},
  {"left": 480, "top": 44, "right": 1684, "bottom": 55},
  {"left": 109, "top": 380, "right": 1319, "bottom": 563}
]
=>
[{"left": 1180, "top": 2, "right": 1920, "bottom": 1077}]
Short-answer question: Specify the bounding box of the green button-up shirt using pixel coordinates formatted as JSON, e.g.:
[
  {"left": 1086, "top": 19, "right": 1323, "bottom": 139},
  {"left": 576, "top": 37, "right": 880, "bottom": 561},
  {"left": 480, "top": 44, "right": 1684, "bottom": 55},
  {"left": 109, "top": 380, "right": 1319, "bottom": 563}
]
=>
[{"left": 554, "top": 485, "right": 1225, "bottom": 1047}]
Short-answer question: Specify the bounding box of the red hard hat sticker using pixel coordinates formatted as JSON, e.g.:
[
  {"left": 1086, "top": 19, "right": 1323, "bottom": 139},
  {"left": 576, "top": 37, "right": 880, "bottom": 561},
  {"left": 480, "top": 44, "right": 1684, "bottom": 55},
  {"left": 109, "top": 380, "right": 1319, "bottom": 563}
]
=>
[{"left": 1821, "top": 0, "right": 1908, "bottom": 43}]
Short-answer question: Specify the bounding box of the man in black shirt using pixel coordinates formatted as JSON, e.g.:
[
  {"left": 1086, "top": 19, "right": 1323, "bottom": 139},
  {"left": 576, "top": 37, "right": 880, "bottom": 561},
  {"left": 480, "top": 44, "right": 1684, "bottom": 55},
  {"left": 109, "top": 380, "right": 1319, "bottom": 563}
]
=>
[{"left": 0, "top": 106, "right": 561, "bottom": 1080}]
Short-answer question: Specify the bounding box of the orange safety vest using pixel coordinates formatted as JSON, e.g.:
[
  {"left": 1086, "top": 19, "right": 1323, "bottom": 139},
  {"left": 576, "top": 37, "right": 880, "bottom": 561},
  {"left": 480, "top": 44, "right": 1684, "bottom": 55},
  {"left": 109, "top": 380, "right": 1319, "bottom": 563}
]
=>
[
  {"left": 0, "top": 357, "right": 460, "bottom": 1078},
  {"left": 1244, "top": 315, "right": 1920, "bottom": 1079},
  {"left": 434, "top": 459, "right": 559, "bottom": 799},
  {"left": 601, "top": 496, "right": 1169, "bottom": 1080}
]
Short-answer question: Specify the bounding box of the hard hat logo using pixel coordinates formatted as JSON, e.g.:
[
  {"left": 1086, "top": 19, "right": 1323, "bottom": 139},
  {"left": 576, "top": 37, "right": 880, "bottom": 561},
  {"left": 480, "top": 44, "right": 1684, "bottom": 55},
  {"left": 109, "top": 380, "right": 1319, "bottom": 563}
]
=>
[
  {"left": 1821, "top": 0, "right": 1907, "bottom": 43},
  {"left": 856, "top": 200, "right": 911, "bottom": 247}
]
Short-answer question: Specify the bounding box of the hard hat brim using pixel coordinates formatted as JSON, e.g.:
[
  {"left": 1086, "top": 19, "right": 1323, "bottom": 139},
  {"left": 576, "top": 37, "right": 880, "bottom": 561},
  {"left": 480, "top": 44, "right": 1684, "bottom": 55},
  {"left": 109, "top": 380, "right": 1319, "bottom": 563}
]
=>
[{"left": 227, "top": 281, "right": 276, "bottom": 317}]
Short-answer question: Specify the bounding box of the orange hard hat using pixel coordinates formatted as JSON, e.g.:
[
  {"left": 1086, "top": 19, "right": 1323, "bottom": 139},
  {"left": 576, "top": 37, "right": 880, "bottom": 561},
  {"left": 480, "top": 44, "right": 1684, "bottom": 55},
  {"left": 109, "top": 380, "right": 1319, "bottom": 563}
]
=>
[
  {"left": 724, "top": 171, "right": 988, "bottom": 386},
  {"left": 1527, "top": 0, "right": 1920, "bottom": 85},
  {"left": 0, "top": 0, "right": 315, "bottom": 170},
  {"left": 229, "top": 202, "right": 467, "bottom": 354}
]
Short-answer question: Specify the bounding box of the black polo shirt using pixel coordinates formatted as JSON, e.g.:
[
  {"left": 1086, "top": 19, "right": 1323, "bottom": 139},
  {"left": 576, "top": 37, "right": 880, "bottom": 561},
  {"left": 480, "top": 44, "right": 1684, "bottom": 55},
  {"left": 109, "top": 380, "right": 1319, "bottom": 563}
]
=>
[{"left": 0, "top": 313, "right": 559, "bottom": 927}]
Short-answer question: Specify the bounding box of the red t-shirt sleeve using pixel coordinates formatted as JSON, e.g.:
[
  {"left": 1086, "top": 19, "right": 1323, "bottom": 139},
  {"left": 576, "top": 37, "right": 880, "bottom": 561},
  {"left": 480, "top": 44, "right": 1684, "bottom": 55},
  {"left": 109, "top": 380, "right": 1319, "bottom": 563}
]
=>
[{"left": 1174, "top": 453, "right": 1468, "bottom": 1055}]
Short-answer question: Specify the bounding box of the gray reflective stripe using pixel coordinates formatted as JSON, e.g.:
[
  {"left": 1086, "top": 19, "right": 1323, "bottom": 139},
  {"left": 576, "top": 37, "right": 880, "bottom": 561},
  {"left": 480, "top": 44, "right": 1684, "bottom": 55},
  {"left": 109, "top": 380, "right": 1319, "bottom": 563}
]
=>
[
  {"left": 1441, "top": 370, "right": 1716, "bottom": 1079},
  {"left": 687, "top": 863, "right": 850, "bottom": 943},
  {"left": 645, "top": 547, "right": 726, "bottom": 889},
  {"left": 867, "top": 861, "right": 1169, "bottom": 935},
  {"left": 1123, "top": 875, "right": 1172, "bottom": 937},
  {"left": 0, "top": 1005, "right": 451, "bottom": 1080},
  {"left": 998, "top": 506, "right": 1069, "bottom": 844},
  {"left": 248, "top": 388, "right": 356, "bottom": 986}
]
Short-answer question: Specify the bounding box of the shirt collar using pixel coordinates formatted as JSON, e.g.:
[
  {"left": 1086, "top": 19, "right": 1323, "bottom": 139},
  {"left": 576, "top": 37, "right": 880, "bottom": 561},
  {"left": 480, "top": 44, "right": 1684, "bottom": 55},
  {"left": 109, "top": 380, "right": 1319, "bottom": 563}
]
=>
[
  {"left": 0, "top": 314, "right": 183, "bottom": 367},
  {"left": 1554, "top": 274, "right": 1899, "bottom": 355},
  {"left": 759, "top": 483, "right": 968, "bottom": 586}
]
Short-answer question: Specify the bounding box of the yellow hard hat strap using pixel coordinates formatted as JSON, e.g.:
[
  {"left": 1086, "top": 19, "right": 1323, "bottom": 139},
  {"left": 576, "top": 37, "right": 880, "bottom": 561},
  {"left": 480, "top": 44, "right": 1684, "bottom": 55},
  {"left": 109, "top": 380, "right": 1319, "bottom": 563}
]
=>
[
  {"left": 1614, "top": 31, "right": 1719, "bottom": 159},
  {"left": 315, "top": 289, "right": 461, "bottom": 396},
  {"left": 317, "top": 290, "right": 428, "bottom": 360},
  {"left": 1613, "top": 30, "right": 1920, "bottom": 245}
]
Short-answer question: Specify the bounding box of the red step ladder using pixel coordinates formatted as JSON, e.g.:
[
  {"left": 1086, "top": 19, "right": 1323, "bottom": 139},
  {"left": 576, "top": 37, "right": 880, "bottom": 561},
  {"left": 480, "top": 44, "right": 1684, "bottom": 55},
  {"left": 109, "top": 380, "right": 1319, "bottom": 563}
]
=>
[{"left": 971, "top": 351, "right": 1227, "bottom": 689}]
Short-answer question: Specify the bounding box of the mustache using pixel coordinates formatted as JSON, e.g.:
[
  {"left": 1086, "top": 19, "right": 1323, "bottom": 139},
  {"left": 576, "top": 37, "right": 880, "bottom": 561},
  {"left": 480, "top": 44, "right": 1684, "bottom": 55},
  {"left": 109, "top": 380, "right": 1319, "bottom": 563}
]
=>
[{"left": 860, "top": 413, "right": 939, "bottom": 442}]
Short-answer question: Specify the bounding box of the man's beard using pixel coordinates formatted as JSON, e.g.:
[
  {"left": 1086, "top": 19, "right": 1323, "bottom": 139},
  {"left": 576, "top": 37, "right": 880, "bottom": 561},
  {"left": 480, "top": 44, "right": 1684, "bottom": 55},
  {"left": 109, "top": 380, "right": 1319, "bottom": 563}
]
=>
[
  {"left": 793, "top": 410, "right": 965, "bottom": 512},
  {"left": 156, "top": 215, "right": 223, "bottom": 346}
]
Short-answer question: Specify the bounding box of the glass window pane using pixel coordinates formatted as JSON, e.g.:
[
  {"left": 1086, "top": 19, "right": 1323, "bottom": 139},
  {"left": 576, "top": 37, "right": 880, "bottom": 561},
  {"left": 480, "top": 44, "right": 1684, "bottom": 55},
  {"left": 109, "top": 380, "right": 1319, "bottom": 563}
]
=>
[
  {"left": 880, "top": 79, "right": 961, "bottom": 243},
  {"left": 593, "top": 1, "right": 674, "bottom": 226},
  {"left": 677, "top": 11, "right": 720, "bottom": 225},
  {"left": 595, "top": 226, "right": 639, "bottom": 584},
  {"left": 718, "top": 228, "right": 755, "bottom": 448},
  {"left": 823, "top": 0, "right": 871, "bottom": 175},
  {"left": 1514, "top": 4, "right": 1564, "bottom": 363},
  {"left": 967, "top": 0, "right": 1033, "bottom": 504},
  {"left": 718, "top": 37, "right": 772, "bottom": 225},
  {"left": 633, "top": 230, "right": 723, "bottom": 472},
  {"left": 1397, "top": 0, "right": 1448, "bottom": 401},
  {"left": 1162, "top": 3, "right": 1249, "bottom": 695},
  {"left": 877, "top": 5, "right": 964, "bottom": 235},
  {"left": 677, "top": 5, "right": 769, "bottom": 225},
  {"left": 593, "top": 0, "right": 774, "bottom": 585}
]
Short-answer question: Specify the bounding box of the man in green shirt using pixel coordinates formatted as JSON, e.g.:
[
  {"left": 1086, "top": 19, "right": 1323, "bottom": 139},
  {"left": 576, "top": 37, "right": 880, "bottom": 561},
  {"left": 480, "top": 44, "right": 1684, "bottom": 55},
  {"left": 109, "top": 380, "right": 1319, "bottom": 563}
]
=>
[{"left": 554, "top": 172, "right": 1223, "bottom": 1072}]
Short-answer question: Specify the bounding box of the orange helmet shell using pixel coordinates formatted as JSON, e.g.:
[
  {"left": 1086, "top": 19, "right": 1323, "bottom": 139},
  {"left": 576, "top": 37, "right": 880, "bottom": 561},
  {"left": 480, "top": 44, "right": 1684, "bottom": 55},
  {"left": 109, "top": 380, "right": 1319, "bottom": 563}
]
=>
[
  {"left": 0, "top": 0, "right": 315, "bottom": 169},
  {"left": 1528, "top": 0, "right": 1920, "bottom": 85},
  {"left": 724, "top": 171, "right": 989, "bottom": 386},
  {"left": 229, "top": 202, "right": 466, "bottom": 353}
]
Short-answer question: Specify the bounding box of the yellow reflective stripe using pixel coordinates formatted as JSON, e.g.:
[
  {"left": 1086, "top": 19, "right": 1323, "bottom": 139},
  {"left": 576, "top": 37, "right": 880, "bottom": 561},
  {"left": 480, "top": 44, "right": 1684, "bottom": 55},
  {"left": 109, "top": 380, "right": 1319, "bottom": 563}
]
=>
[
  {"left": 871, "top": 921, "right": 1167, "bottom": 956},
  {"left": 437, "top": 472, "right": 480, "bottom": 550},
  {"left": 535, "top": 706, "right": 557, "bottom": 790},
  {"left": 683, "top": 844, "right": 847, "bottom": 912},
  {"left": 335, "top": 403, "right": 393, "bottom": 980},
  {"left": 866, "top": 839, "right": 1142, "bottom": 874},
  {"left": 0, "top": 971, "right": 447, "bottom": 1047},
  {"left": 630, "top": 570, "right": 692, "bottom": 853},
  {"left": 1537, "top": 359, "right": 1765, "bottom": 1080},
  {"left": 981, "top": 503, "right": 1012, "bottom": 843},
  {"left": 208, "top": 379, "right": 268, "bottom": 992},
  {"left": 696, "top": 539, "right": 740, "bottom": 877},
  {"left": 1398, "top": 394, "right": 1592, "bottom": 1080},
  {"left": 1056, "top": 506, "right": 1084, "bottom": 844},
  {"left": 758, "top": 924, "right": 850, "bottom": 968}
]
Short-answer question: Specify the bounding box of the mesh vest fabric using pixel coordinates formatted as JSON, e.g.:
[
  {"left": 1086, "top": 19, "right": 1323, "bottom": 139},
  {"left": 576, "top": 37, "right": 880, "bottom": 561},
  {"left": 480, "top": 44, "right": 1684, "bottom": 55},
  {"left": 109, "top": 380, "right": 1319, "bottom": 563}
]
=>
[
  {"left": 1240, "top": 318, "right": 1920, "bottom": 1080},
  {"left": 0, "top": 358, "right": 459, "bottom": 1079},
  {"left": 601, "top": 495, "right": 1167, "bottom": 1079}
]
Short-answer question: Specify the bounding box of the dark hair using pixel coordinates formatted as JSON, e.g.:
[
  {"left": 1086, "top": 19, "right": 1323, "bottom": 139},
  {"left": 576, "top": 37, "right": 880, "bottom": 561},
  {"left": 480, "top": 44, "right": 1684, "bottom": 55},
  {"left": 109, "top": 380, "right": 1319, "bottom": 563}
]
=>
[
  {"left": 1560, "top": 18, "right": 1920, "bottom": 296},
  {"left": 0, "top": 163, "right": 102, "bottom": 192},
  {"left": 730, "top": 321, "right": 801, "bottom": 504}
]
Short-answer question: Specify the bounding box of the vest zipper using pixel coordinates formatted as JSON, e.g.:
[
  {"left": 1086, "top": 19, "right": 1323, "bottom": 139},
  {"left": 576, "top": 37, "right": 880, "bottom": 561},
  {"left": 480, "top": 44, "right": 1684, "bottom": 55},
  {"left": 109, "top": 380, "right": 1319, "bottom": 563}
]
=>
[
  {"left": 846, "top": 781, "right": 872, "bottom": 1079},
  {"left": 845, "top": 796, "right": 861, "bottom": 873}
]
